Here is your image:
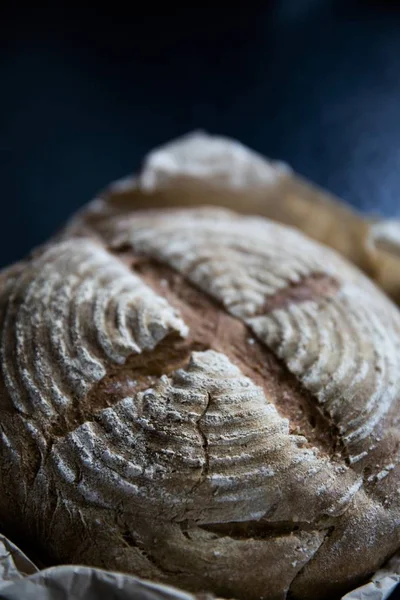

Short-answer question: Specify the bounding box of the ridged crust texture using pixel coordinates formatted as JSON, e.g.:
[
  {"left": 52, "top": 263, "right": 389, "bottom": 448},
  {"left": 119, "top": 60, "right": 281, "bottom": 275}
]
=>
[{"left": 1, "top": 206, "right": 400, "bottom": 600}]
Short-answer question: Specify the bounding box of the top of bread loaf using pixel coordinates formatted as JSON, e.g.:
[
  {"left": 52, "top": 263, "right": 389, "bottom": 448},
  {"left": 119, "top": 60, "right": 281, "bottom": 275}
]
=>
[{"left": 1, "top": 202, "right": 400, "bottom": 600}]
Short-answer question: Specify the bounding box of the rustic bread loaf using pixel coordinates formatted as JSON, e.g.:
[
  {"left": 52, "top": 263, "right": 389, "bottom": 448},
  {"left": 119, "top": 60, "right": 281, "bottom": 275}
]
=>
[{"left": 1, "top": 205, "right": 400, "bottom": 600}]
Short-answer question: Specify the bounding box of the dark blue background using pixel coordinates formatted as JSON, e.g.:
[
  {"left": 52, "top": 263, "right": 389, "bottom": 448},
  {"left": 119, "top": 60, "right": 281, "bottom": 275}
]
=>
[
  {"left": 2, "top": 2, "right": 400, "bottom": 597},
  {"left": 2, "top": 1, "right": 400, "bottom": 269}
]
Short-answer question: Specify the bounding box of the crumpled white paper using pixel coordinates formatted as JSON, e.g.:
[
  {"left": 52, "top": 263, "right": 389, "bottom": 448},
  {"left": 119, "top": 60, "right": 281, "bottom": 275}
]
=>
[{"left": 0, "top": 534, "right": 37, "bottom": 585}]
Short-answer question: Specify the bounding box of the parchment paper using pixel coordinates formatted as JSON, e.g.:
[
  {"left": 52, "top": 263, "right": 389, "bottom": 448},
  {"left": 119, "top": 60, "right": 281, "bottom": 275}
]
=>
[{"left": 4, "top": 133, "right": 400, "bottom": 599}]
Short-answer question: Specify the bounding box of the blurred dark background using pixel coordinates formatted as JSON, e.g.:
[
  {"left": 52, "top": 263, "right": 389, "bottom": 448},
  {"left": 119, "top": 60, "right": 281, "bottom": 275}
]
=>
[{"left": 2, "top": 0, "right": 400, "bottom": 271}]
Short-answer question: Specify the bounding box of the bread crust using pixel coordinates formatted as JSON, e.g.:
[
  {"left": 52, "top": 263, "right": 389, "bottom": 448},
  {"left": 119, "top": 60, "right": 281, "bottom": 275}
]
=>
[{"left": 1, "top": 206, "right": 400, "bottom": 600}]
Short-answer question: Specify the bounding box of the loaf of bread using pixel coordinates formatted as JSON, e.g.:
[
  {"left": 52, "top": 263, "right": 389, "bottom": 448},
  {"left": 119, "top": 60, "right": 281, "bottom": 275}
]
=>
[{"left": 1, "top": 204, "right": 400, "bottom": 600}]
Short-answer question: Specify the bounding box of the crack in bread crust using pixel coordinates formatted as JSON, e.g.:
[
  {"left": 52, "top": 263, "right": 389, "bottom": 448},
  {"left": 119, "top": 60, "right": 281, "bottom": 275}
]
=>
[
  {"left": 124, "top": 253, "right": 345, "bottom": 463},
  {"left": 49, "top": 332, "right": 193, "bottom": 439},
  {"left": 103, "top": 206, "right": 400, "bottom": 489}
]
